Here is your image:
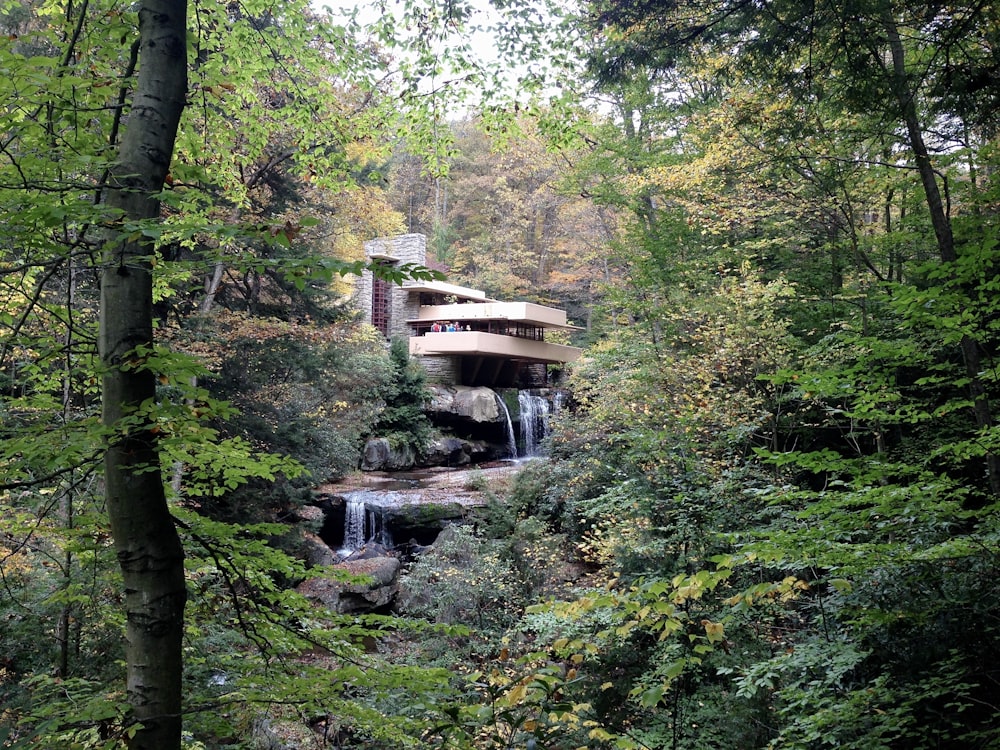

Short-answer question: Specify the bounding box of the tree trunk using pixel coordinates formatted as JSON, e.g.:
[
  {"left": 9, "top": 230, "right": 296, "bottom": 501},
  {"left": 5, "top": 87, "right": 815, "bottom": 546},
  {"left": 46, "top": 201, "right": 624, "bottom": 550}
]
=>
[
  {"left": 883, "top": 13, "right": 1000, "bottom": 497},
  {"left": 100, "top": 1, "right": 188, "bottom": 748}
]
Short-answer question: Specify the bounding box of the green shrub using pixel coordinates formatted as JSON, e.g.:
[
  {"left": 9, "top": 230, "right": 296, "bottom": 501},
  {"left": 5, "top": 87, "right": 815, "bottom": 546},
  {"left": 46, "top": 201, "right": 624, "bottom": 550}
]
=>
[{"left": 368, "top": 338, "right": 433, "bottom": 456}]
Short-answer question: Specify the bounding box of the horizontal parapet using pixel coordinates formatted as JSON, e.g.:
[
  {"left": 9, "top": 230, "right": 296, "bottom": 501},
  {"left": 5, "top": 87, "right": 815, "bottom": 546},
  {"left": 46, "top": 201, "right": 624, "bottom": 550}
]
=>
[
  {"left": 409, "top": 301, "right": 580, "bottom": 329},
  {"left": 409, "top": 331, "right": 582, "bottom": 364}
]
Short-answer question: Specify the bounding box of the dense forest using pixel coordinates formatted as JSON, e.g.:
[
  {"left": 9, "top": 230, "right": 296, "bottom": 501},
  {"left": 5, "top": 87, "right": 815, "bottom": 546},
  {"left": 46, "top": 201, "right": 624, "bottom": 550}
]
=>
[{"left": 1, "top": 0, "right": 998, "bottom": 749}]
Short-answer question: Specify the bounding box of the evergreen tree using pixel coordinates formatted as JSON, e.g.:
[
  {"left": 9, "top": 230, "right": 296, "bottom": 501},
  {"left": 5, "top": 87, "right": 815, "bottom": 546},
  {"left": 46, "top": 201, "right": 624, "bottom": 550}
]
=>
[{"left": 372, "top": 338, "right": 433, "bottom": 455}]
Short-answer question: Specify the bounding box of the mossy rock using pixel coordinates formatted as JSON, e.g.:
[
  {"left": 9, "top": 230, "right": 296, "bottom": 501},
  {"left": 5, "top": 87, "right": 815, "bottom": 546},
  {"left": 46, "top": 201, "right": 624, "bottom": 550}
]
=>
[{"left": 382, "top": 502, "right": 467, "bottom": 544}]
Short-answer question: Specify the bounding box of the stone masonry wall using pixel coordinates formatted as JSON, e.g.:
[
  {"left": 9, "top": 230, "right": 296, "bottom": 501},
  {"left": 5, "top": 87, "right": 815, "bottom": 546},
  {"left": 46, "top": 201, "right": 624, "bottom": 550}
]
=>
[
  {"left": 357, "top": 234, "right": 463, "bottom": 384},
  {"left": 420, "top": 355, "right": 460, "bottom": 385},
  {"left": 354, "top": 270, "right": 373, "bottom": 326},
  {"left": 358, "top": 234, "right": 428, "bottom": 341}
]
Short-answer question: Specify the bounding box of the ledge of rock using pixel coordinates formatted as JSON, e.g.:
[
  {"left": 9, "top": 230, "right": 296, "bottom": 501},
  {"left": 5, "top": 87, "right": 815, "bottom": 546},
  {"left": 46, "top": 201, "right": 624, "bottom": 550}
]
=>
[
  {"left": 421, "top": 435, "right": 472, "bottom": 466},
  {"left": 421, "top": 386, "right": 515, "bottom": 457},
  {"left": 297, "top": 554, "right": 401, "bottom": 614},
  {"left": 300, "top": 530, "right": 337, "bottom": 568},
  {"left": 380, "top": 502, "right": 469, "bottom": 544},
  {"left": 361, "top": 438, "right": 417, "bottom": 471},
  {"left": 426, "top": 385, "right": 503, "bottom": 423}
]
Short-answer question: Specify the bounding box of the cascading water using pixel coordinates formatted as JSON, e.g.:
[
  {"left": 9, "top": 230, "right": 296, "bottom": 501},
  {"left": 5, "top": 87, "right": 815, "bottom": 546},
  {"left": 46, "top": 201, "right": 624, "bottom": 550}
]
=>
[
  {"left": 518, "top": 391, "right": 550, "bottom": 457},
  {"left": 553, "top": 390, "right": 567, "bottom": 414},
  {"left": 338, "top": 490, "right": 391, "bottom": 555},
  {"left": 340, "top": 494, "right": 368, "bottom": 554},
  {"left": 496, "top": 393, "right": 518, "bottom": 459}
]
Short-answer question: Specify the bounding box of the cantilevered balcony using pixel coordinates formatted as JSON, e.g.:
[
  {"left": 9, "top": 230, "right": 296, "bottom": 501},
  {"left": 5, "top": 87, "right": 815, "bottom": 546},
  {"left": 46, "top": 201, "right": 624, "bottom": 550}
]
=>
[
  {"left": 407, "top": 300, "right": 583, "bottom": 385},
  {"left": 409, "top": 301, "right": 576, "bottom": 330},
  {"left": 410, "top": 330, "right": 582, "bottom": 364},
  {"left": 407, "top": 298, "right": 583, "bottom": 381}
]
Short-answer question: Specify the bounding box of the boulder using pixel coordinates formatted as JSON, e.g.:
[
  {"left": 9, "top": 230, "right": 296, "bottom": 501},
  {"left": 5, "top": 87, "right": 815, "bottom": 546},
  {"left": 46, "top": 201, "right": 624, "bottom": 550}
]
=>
[
  {"left": 423, "top": 386, "right": 514, "bottom": 458},
  {"left": 421, "top": 436, "right": 472, "bottom": 466},
  {"left": 344, "top": 542, "right": 392, "bottom": 561},
  {"left": 427, "top": 385, "right": 503, "bottom": 423},
  {"left": 301, "top": 530, "right": 337, "bottom": 568},
  {"left": 380, "top": 502, "right": 467, "bottom": 546},
  {"left": 292, "top": 504, "right": 326, "bottom": 525},
  {"left": 361, "top": 438, "right": 417, "bottom": 471},
  {"left": 361, "top": 438, "right": 390, "bottom": 470},
  {"left": 297, "top": 555, "right": 401, "bottom": 614}
]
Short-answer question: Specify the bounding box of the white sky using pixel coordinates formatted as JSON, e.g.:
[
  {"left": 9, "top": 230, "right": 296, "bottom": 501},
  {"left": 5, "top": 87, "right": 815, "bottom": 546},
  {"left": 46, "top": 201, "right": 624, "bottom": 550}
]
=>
[{"left": 314, "top": 0, "right": 582, "bottom": 112}]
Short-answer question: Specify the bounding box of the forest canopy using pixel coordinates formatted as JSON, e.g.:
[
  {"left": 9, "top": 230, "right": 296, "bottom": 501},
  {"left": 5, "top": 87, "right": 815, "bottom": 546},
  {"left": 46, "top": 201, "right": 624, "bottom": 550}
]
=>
[{"left": 1, "top": 0, "right": 998, "bottom": 749}]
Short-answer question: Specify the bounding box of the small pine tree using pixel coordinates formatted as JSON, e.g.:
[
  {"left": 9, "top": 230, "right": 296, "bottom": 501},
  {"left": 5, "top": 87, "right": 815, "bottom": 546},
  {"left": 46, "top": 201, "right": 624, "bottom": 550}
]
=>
[{"left": 373, "top": 338, "right": 433, "bottom": 453}]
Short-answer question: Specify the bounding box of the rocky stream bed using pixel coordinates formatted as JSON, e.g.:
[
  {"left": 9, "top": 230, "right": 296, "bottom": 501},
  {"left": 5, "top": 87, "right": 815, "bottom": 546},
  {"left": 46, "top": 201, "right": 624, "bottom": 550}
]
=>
[{"left": 295, "top": 462, "right": 524, "bottom": 614}]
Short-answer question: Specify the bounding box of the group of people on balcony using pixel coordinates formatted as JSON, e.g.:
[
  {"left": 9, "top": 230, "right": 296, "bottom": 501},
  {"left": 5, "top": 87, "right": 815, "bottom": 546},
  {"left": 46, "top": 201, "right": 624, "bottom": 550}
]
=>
[
  {"left": 423, "top": 321, "right": 547, "bottom": 340},
  {"left": 430, "top": 321, "right": 472, "bottom": 333}
]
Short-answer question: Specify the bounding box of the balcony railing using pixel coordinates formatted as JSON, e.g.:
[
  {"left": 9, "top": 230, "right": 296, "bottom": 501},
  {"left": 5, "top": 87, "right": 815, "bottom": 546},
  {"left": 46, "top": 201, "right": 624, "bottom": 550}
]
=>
[{"left": 409, "top": 331, "right": 581, "bottom": 364}]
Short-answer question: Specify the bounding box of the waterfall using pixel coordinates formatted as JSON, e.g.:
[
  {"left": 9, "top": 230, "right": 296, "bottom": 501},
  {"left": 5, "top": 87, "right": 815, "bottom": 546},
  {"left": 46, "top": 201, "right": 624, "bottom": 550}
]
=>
[
  {"left": 553, "top": 390, "right": 567, "bottom": 414},
  {"left": 341, "top": 494, "right": 368, "bottom": 554},
  {"left": 338, "top": 490, "right": 390, "bottom": 554},
  {"left": 496, "top": 393, "right": 518, "bottom": 459},
  {"left": 518, "top": 391, "right": 550, "bottom": 457}
]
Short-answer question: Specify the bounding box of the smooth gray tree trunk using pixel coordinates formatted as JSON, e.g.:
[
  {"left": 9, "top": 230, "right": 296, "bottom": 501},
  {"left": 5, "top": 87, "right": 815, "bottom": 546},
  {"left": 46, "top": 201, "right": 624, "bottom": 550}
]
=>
[{"left": 100, "top": 1, "right": 188, "bottom": 748}]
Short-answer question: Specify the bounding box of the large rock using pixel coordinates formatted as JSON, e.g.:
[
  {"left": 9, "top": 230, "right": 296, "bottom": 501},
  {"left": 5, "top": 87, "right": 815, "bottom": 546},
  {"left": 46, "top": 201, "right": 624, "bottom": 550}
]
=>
[
  {"left": 421, "top": 436, "right": 472, "bottom": 466},
  {"left": 315, "top": 490, "right": 485, "bottom": 552},
  {"left": 380, "top": 503, "right": 468, "bottom": 545},
  {"left": 427, "top": 385, "right": 503, "bottom": 423},
  {"left": 423, "top": 386, "right": 514, "bottom": 458},
  {"left": 301, "top": 530, "right": 337, "bottom": 568},
  {"left": 297, "top": 554, "right": 401, "bottom": 614},
  {"left": 361, "top": 438, "right": 417, "bottom": 471}
]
